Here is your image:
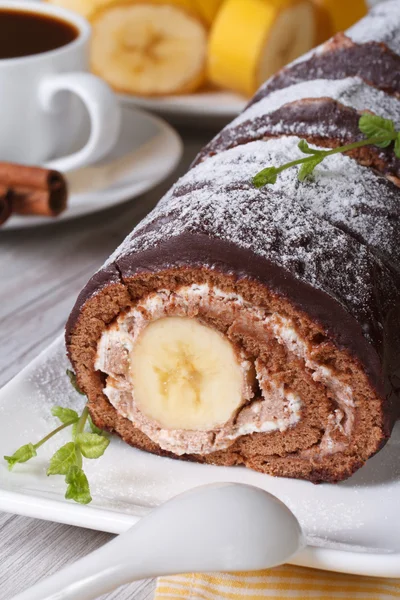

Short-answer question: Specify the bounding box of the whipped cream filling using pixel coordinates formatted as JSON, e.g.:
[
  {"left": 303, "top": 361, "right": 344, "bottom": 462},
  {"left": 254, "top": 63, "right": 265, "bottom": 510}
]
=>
[
  {"left": 269, "top": 315, "right": 355, "bottom": 453},
  {"left": 95, "top": 284, "right": 354, "bottom": 456}
]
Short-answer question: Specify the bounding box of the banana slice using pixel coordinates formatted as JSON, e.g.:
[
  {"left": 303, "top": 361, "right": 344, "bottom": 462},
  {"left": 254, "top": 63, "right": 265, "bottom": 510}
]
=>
[
  {"left": 130, "top": 317, "right": 246, "bottom": 431},
  {"left": 208, "top": 0, "right": 317, "bottom": 96},
  {"left": 311, "top": 0, "right": 367, "bottom": 33},
  {"left": 90, "top": 2, "right": 207, "bottom": 96}
]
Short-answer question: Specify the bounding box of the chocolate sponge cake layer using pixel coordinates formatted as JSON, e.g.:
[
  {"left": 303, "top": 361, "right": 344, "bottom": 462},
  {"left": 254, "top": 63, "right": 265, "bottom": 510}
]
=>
[{"left": 67, "top": 1, "right": 400, "bottom": 483}]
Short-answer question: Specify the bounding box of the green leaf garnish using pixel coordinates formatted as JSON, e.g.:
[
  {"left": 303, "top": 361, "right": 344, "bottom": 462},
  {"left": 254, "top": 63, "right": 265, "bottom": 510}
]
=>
[
  {"left": 297, "top": 139, "right": 319, "bottom": 155},
  {"left": 66, "top": 369, "right": 85, "bottom": 395},
  {"left": 4, "top": 443, "right": 37, "bottom": 470},
  {"left": 253, "top": 166, "right": 278, "bottom": 187},
  {"left": 298, "top": 156, "right": 324, "bottom": 181},
  {"left": 358, "top": 114, "right": 395, "bottom": 147},
  {"left": 65, "top": 465, "right": 92, "bottom": 505},
  {"left": 52, "top": 406, "right": 79, "bottom": 425},
  {"left": 76, "top": 432, "right": 110, "bottom": 459},
  {"left": 253, "top": 113, "right": 400, "bottom": 187},
  {"left": 47, "top": 442, "right": 78, "bottom": 476},
  {"left": 4, "top": 372, "right": 111, "bottom": 504}
]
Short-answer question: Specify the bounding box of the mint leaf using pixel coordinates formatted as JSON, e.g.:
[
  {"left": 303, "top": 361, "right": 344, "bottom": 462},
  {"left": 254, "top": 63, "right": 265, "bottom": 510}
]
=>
[
  {"left": 47, "top": 442, "right": 77, "bottom": 476},
  {"left": 298, "top": 156, "right": 324, "bottom": 181},
  {"left": 52, "top": 406, "right": 79, "bottom": 425},
  {"left": 253, "top": 113, "right": 399, "bottom": 187},
  {"left": 4, "top": 443, "right": 37, "bottom": 470},
  {"left": 66, "top": 369, "right": 85, "bottom": 395},
  {"left": 5, "top": 402, "right": 101, "bottom": 505},
  {"left": 76, "top": 432, "right": 110, "bottom": 459},
  {"left": 298, "top": 139, "right": 319, "bottom": 155},
  {"left": 65, "top": 466, "right": 92, "bottom": 504},
  {"left": 395, "top": 133, "right": 400, "bottom": 159},
  {"left": 88, "top": 415, "right": 103, "bottom": 435},
  {"left": 252, "top": 166, "right": 278, "bottom": 187},
  {"left": 358, "top": 114, "right": 395, "bottom": 148}
]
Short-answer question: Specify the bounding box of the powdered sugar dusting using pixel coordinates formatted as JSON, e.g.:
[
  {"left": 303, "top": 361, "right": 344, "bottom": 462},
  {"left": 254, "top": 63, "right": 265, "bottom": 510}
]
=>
[
  {"left": 213, "top": 137, "right": 400, "bottom": 274},
  {"left": 199, "top": 73, "right": 400, "bottom": 169},
  {"left": 105, "top": 137, "right": 397, "bottom": 341},
  {"left": 230, "top": 77, "right": 400, "bottom": 133},
  {"left": 126, "top": 137, "right": 399, "bottom": 270},
  {"left": 88, "top": 3, "right": 400, "bottom": 356},
  {"left": 348, "top": 0, "right": 400, "bottom": 54}
]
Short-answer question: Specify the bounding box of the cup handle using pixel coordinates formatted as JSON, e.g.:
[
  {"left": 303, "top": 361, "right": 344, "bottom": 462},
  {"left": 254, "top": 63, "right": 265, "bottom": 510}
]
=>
[{"left": 39, "top": 72, "right": 121, "bottom": 172}]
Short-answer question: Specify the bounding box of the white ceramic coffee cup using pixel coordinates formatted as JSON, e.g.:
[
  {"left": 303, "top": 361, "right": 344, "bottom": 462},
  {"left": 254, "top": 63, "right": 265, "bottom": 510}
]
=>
[{"left": 0, "top": 0, "right": 121, "bottom": 171}]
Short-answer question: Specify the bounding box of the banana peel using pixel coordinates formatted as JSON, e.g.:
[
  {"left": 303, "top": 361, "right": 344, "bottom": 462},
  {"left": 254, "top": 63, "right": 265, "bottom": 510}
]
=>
[{"left": 208, "top": 0, "right": 317, "bottom": 97}]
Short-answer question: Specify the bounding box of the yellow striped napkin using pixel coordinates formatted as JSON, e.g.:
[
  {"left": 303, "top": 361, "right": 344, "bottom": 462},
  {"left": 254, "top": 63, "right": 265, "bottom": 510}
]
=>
[{"left": 155, "top": 565, "right": 400, "bottom": 599}]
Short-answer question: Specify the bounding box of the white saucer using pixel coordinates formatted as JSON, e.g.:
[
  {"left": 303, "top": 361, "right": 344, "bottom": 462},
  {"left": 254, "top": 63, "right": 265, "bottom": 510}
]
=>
[
  {"left": 2, "top": 335, "right": 400, "bottom": 578},
  {"left": 119, "top": 89, "right": 247, "bottom": 120},
  {"left": 3, "top": 106, "right": 183, "bottom": 230}
]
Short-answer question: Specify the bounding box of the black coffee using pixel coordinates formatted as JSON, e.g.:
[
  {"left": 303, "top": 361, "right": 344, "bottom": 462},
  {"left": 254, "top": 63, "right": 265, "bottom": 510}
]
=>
[{"left": 0, "top": 9, "right": 78, "bottom": 58}]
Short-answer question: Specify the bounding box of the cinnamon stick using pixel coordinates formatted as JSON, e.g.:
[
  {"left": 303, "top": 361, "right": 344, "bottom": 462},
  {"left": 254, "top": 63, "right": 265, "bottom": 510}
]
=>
[
  {"left": 11, "top": 186, "right": 66, "bottom": 217},
  {"left": 0, "top": 185, "right": 12, "bottom": 225},
  {"left": 0, "top": 163, "right": 68, "bottom": 217}
]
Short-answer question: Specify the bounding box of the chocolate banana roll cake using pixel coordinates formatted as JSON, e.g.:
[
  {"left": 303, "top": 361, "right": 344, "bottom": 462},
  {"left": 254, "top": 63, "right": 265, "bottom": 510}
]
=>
[{"left": 66, "top": 1, "right": 400, "bottom": 484}]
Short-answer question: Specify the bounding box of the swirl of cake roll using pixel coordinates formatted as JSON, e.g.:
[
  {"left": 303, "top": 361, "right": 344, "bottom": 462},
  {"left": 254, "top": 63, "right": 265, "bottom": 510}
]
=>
[{"left": 66, "top": 1, "right": 400, "bottom": 484}]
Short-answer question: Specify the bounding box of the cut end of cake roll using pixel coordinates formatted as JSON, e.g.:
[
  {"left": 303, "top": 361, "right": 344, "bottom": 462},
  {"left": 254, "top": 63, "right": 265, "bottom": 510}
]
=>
[{"left": 66, "top": 237, "right": 393, "bottom": 484}]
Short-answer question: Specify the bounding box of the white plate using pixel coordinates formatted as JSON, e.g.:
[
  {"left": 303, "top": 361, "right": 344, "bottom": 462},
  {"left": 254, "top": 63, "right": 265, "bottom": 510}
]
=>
[
  {"left": 119, "top": 90, "right": 247, "bottom": 119},
  {"left": 3, "top": 106, "right": 182, "bottom": 229},
  {"left": 1, "top": 336, "right": 400, "bottom": 578}
]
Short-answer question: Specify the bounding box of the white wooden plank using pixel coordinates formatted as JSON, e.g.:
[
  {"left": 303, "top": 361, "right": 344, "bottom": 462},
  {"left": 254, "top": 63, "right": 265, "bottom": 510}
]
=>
[{"left": 0, "top": 512, "right": 156, "bottom": 600}]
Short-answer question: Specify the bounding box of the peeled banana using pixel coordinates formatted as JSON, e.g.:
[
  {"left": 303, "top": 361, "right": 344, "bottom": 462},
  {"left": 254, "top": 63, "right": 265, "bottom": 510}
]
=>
[
  {"left": 90, "top": 2, "right": 208, "bottom": 95},
  {"left": 208, "top": 0, "right": 317, "bottom": 97},
  {"left": 130, "top": 317, "right": 246, "bottom": 430}
]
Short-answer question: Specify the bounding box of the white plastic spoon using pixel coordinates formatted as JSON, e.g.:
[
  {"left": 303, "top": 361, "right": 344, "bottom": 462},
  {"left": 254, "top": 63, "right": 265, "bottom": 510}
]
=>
[{"left": 11, "top": 482, "right": 304, "bottom": 600}]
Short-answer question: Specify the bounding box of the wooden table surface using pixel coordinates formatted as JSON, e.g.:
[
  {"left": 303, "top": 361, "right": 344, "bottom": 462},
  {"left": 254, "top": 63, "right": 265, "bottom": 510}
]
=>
[{"left": 0, "top": 123, "right": 212, "bottom": 600}]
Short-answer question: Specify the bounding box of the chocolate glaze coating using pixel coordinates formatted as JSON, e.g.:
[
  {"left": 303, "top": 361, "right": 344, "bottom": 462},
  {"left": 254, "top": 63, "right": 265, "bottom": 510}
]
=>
[
  {"left": 67, "top": 232, "right": 384, "bottom": 396},
  {"left": 250, "top": 36, "right": 400, "bottom": 108},
  {"left": 194, "top": 98, "right": 400, "bottom": 183},
  {"left": 66, "top": 135, "right": 400, "bottom": 424},
  {"left": 66, "top": 1, "right": 400, "bottom": 466},
  {"left": 65, "top": 262, "right": 121, "bottom": 352}
]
